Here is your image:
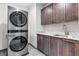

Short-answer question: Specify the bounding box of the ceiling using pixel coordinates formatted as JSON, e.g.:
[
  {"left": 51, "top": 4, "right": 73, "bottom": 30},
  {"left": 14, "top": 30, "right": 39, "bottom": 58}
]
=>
[
  {"left": 8, "top": 3, "right": 48, "bottom": 10},
  {"left": 38, "top": 3, "right": 50, "bottom": 9},
  {"left": 39, "top": 3, "right": 47, "bottom": 6},
  {"left": 8, "top": 3, "right": 33, "bottom": 9}
]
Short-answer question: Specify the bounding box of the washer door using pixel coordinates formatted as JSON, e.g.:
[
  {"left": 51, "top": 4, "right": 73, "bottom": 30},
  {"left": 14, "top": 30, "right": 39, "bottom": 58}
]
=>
[
  {"left": 10, "top": 11, "right": 27, "bottom": 27},
  {"left": 10, "top": 36, "right": 27, "bottom": 52}
]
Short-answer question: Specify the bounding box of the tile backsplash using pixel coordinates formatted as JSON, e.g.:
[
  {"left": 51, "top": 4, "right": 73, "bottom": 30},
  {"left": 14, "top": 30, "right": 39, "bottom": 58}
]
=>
[{"left": 41, "top": 21, "right": 79, "bottom": 39}]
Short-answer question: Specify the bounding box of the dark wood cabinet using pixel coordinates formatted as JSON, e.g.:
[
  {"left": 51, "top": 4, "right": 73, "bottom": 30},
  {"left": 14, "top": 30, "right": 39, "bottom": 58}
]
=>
[
  {"left": 75, "top": 42, "right": 79, "bottom": 56},
  {"left": 37, "top": 34, "right": 49, "bottom": 55},
  {"left": 37, "top": 34, "right": 44, "bottom": 52},
  {"left": 63, "top": 40, "right": 76, "bottom": 56},
  {"left": 47, "top": 4, "right": 53, "bottom": 24},
  {"left": 41, "top": 8, "right": 46, "bottom": 25},
  {"left": 65, "top": 3, "right": 78, "bottom": 22},
  {"left": 49, "top": 37, "right": 58, "bottom": 56},
  {"left": 41, "top": 4, "right": 53, "bottom": 25},
  {"left": 62, "top": 39, "right": 79, "bottom": 56},
  {"left": 43, "top": 35, "right": 49, "bottom": 55},
  {"left": 57, "top": 39, "right": 63, "bottom": 56},
  {"left": 51, "top": 4, "right": 56, "bottom": 23},
  {"left": 49, "top": 37, "right": 63, "bottom": 56},
  {"left": 41, "top": 3, "right": 78, "bottom": 25},
  {"left": 55, "top": 3, "right": 65, "bottom": 23},
  {"left": 37, "top": 34, "right": 79, "bottom": 56}
]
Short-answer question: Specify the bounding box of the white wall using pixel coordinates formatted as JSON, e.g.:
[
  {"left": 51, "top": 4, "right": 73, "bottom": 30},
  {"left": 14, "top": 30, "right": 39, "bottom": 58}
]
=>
[
  {"left": 28, "top": 4, "right": 37, "bottom": 47},
  {"left": 0, "top": 3, "right": 8, "bottom": 50},
  {"left": 36, "top": 4, "right": 44, "bottom": 33},
  {"left": 28, "top": 3, "right": 46, "bottom": 48}
]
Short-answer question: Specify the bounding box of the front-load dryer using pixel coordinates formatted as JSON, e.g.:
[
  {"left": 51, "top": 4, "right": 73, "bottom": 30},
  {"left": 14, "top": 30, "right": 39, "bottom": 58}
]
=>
[
  {"left": 7, "top": 32, "right": 28, "bottom": 56},
  {"left": 8, "top": 6, "right": 28, "bottom": 30}
]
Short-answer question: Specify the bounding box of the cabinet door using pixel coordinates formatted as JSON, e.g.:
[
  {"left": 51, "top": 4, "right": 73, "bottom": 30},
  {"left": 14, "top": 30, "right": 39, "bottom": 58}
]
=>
[
  {"left": 55, "top": 3, "right": 65, "bottom": 23},
  {"left": 41, "top": 8, "right": 46, "bottom": 25},
  {"left": 75, "top": 43, "right": 79, "bottom": 56},
  {"left": 65, "top": 3, "right": 78, "bottom": 22},
  {"left": 49, "top": 37, "right": 58, "bottom": 56},
  {"left": 37, "top": 35, "right": 44, "bottom": 52},
  {"left": 63, "top": 40, "right": 76, "bottom": 56},
  {"left": 57, "top": 39, "right": 63, "bottom": 56},
  {"left": 41, "top": 4, "right": 53, "bottom": 25},
  {"left": 52, "top": 3, "right": 56, "bottom": 23},
  {"left": 43, "top": 35, "right": 49, "bottom": 55},
  {"left": 47, "top": 4, "right": 53, "bottom": 24}
]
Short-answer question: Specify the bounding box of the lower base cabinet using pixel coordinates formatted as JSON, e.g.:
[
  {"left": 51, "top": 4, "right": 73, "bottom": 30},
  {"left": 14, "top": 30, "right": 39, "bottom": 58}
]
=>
[
  {"left": 49, "top": 37, "right": 63, "bottom": 56},
  {"left": 49, "top": 37, "right": 58, "bottom": 56},
  {"left": 37, "top": 34, "right": 49, "bottom": 55},
  {"left": 63, "top": 41, "right": 76, "bottom": 56},
  {"left": 63, "top": 40, "right": 79, "bottom": 56},
  {"left": 37, "top": 35, "right": 44, "bottom": 52},
  {"left": 37, "top": 34, "right": 79, "bottom": 56},
  {"left": 43, "top": 35, "right": 49, "bottom": 55}
]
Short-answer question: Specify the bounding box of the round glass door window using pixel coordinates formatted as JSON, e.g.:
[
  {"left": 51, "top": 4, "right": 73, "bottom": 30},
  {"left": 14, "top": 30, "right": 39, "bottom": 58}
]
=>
[
  {"left": 10, "top": 36, "right": 27, "bottom": 52},
  {"left": 10, "top": 11, "right": 27, "bottom": 27}
]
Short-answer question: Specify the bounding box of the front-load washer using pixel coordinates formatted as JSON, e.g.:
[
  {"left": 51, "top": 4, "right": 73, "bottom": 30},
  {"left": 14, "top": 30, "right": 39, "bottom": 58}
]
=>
[
  {"left": 8, "top": 6, "right": 28, "bottom": 30},
  {"left": 7, "top": 32, "right": 28, "bottom": 56}
]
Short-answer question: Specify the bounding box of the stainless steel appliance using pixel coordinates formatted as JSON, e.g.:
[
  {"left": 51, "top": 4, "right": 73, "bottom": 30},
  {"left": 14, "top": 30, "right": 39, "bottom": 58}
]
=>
[
  {"left": 8, "top": 6, "right": 28, "bottom": 30},
  {"left": 7, "top": 32, "right": 28, "bottom": 56},
  {"left": 7, "top": 6, "right": 28, "bottom": 56}
]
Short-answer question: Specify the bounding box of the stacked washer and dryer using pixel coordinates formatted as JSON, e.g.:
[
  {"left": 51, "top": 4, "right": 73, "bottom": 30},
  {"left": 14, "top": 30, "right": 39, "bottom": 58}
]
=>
[{"left": 7, "top": 6, "right": 28, "bottom": 56}]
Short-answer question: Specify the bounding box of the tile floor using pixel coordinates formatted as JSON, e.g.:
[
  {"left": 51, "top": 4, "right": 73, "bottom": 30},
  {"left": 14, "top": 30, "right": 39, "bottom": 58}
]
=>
[
  {"left": 26, "top": 45, "right": 45, "bottom": 56},
  {"left": 0, "top": 45, "right": 45, "bottom": 56}
]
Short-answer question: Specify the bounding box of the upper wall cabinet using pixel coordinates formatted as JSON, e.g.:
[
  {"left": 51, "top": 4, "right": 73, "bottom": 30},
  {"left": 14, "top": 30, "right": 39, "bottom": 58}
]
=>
[
  {"left": 41, "top": 4, "right": 53, "bottom": 25},
  {"left": 41, "top": 8, "right": 46, "bottom": 25},
  {"left": 41, "top": 3, "right": 78, "bottom": 25},
  {"left": 54, "top": 3, "right": 65, "bottom": 23},
  {"left": 65, "top": 3, "right": 78, "bottom": 22}
]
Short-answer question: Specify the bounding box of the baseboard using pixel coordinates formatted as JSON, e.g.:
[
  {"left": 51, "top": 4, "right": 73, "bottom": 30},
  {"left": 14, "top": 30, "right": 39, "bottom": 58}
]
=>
[
  {"left": 0, "top": 48, "right": 8, "bottom": 56},
  {"left": 22, "top": 52, "right": 29, "bottom": 56},
  {"left": 28, "top": 43, "right": 37, "bottom": 49},
  {"left": 28, "top": 43, "right": 46, "bottom": 56},
  {"left": 37, "top": 49, "right": 48, "bottom": 56}
]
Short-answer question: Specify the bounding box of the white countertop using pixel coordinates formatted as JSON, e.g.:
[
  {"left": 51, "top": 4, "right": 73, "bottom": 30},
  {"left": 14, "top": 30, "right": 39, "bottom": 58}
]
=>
[{"left": 38, "top": 32, "right": 79, "bottom": 41}]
